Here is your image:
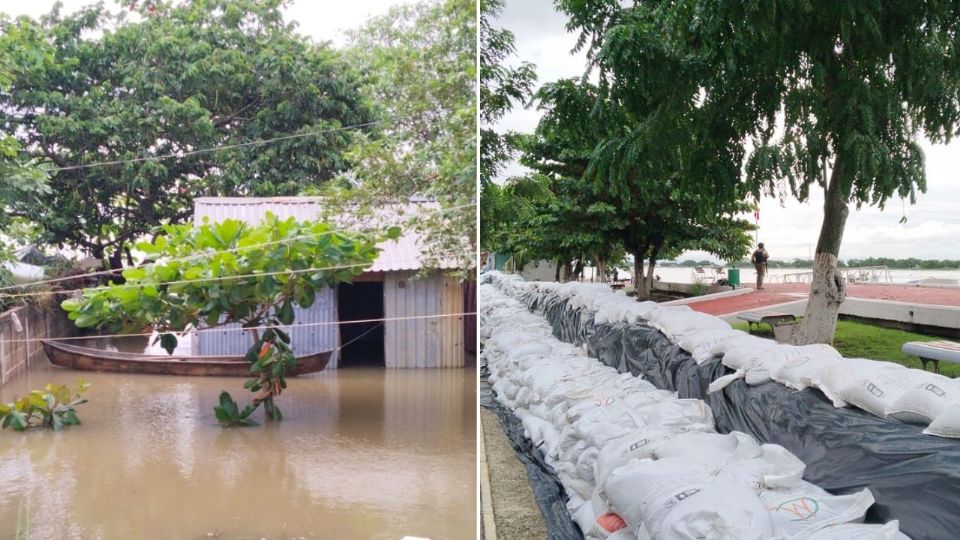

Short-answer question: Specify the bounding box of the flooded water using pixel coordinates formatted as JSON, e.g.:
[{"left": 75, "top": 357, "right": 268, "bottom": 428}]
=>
[{"left": 0, "top": 358, "right": 476, "bottom": 539}]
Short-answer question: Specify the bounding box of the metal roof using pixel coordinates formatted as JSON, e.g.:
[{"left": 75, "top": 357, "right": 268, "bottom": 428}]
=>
[{"left": 193, "top": 197, "right": 460, "bottom": 272}]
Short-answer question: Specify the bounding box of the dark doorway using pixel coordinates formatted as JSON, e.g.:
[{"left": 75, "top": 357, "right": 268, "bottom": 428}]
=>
[{"left": 337, "top": 282, "right": 385, "bottom": 367}]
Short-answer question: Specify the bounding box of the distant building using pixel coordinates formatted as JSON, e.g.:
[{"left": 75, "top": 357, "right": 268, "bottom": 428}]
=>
[{"left": 191, "top": 197, "right": 470, "bottom": 368}]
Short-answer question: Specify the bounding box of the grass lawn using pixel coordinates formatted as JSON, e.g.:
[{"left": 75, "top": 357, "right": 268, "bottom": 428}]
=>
[{"left": 731, "top": 319, "right": 960, "bottom": 378}]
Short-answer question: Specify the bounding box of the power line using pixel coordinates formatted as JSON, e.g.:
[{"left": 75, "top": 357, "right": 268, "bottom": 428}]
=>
[
  {"left": 0, "top": 260, "right": 407, "bottom": 299},
  {"left": 0, "top": 312, "right": 476, "bottom": 346},
  {"left": 0, "top": 201, "right": 476, "bottom": 294},
  {"left": 37, "top": 121, "right": 381, "bottom": 173}
]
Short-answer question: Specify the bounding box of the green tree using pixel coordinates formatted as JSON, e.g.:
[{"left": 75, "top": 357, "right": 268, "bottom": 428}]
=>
[
  {"left": 522, "top": 79, "right": 753, "bottom": 298},
  {"left": 479, "top": 0, "right": 536, "bottom": 258},
  {"left": 61, "top": 214, "right": 394, "bottom": 424},
  {"left": 3, "top": 1, "right": 373, "bottom": 268},
  {"left": 479, "top": 0, "right": 536, "bottom": 184},
  {"left": 331, "top": 0, "right": 476, "bottom": 273},
  {"left": 561, "top": 0, "right": 960, "bottom": 343},
  {"left": 0, "top": 17, "right": 50, "bottom": 231}
]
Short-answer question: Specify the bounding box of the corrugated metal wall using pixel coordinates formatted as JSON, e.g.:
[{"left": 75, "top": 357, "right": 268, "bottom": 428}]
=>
[
  {"left": 193, "top": 287, "right": 340, "bottom": 367},
  {"left": 192, "top": 198, "right": 463, "bottom": 369},
  {"left": 193, "top": 198, "right": 338, "bottom": 361},
  {"left": 384, "top": 272, "right": 464, "bottom": 368},
  {"left": 463, "top": 280, "right": 476, "bottom": 354}
]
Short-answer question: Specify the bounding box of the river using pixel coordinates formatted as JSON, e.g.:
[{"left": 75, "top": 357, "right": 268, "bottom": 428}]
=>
[
  {"left": 0, "top": 352, "right": 476, "bottom": 539},
  {"left": 590, "top": 267, "right": 960, "bottom": 286}
]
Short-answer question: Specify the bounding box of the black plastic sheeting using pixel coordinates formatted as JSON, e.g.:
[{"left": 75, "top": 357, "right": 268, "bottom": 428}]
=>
[
  {"left": 480, "top": 360, "right": 584, "bottom": 540},
  {"left": 523, "top": 287, "right": 960, "bottom": 540}
]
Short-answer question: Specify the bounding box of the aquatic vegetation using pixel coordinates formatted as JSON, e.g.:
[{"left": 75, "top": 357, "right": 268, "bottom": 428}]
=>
[{"left": 0, "top": 380, "right": 89, "bottom": 431}]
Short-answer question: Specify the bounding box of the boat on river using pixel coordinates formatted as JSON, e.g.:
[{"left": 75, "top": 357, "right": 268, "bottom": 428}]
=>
[{"left": 41, "top": 339, "right": 331, "bottom": 377}]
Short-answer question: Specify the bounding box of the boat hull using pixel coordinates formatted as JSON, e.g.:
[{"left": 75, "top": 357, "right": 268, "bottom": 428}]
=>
[{"left": 42, "top": 340, "right": 331, "bottom": 377}]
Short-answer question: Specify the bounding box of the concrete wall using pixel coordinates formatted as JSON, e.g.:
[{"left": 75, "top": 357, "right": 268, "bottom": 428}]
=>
[
  {"left": 653, "top": 281, "right": 734, "bottom": 296},
  {"left": 839, "top": 298, "right": 960, "bottom": 339},
  {"left": 0, "top": 304, "right": 74, "bottom": 385}
]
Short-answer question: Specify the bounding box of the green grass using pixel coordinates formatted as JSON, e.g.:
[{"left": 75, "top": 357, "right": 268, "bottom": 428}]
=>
[{"left": 731, "top": 319, "right": 959, "bottom": 377}]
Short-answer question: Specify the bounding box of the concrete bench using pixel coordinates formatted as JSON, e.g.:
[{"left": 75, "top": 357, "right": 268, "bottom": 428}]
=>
[
  {"left": 902, "top": 340, "right": 960, "bottom": 374},
  {"left": 738, "top": 311, "right": 797, "bottom": 334}
]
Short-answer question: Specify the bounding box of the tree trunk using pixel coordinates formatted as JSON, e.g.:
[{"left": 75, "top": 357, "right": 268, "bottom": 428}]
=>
[
  {"left": 633, "top": 252, "right": 653, "bottom": 300},
  {"left": 596, "top": 257, "right": 606, "bottom": 284},
  {"left": 561, "top": 261, "right": 572, "bottom": 282},
  {"left": 573, "top": 260, "right": 583, "bottom": 282},
  {"left": 645, "top": 258, "right": 657, "bottom": 297},
  {"left": 789, "top": 159, "right": 849, "bottom": 345},
  {"left": 555, "top": 261, "right": 561, "bottom": 282}
]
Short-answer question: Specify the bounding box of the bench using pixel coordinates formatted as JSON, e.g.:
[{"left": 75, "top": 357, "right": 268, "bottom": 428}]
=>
[
  {"left": 737, "top": 311, "right": 797, "bottom": 334},
  {"left": 692, "top": 267, "right": 716, "bottom": 285},
  {"left": 902, "top": 340, "right": 960, "bottom": 374}
]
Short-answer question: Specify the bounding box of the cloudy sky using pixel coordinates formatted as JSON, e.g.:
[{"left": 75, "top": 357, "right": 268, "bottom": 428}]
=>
[
  {"left": 0, "top": 0, "right": 416, "bottom": 47},
  {"left": 494, "top": 1, "right": 960, "bottom": 262}
]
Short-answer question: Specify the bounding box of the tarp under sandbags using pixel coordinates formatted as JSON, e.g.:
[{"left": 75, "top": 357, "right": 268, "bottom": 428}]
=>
[
  {"left": 480, "top": 364, "right": 584, "bottom": 540},
  {"left": 508, "top": 279, "right": 960, "bottom": 540},
  {"left": 481, "top": 280, "right": 904, "bottom": 540}
]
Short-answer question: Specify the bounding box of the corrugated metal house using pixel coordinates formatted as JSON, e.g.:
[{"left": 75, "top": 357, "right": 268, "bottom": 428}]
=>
[{"left": 191, "top": 197, "right": 467, "bottom": 369}]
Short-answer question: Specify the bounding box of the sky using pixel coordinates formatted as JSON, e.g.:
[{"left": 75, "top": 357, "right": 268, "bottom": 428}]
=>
[
  {"left": 493, "top": 1, "right": 960, "bottom": 262},
  {"left": 0, "top": 0, "right": 417, "bottom": 47}
]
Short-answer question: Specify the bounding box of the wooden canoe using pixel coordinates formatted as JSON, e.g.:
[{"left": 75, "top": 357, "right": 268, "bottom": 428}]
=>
[{"left": 41, "top": 339, "right": 331, "bottom": 377}]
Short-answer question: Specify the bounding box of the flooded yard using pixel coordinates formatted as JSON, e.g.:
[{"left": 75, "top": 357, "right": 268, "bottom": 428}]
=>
[{"left": 0, "top": 354, "right": 476, "bottom": 539}]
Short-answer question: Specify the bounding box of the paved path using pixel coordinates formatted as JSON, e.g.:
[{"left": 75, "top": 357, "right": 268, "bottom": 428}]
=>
[
  {"left": 685, "top": 283, "right": 960, "bottom": 317},
  {"left": 762, "top": 283, "right": 960, "bottom": 306},
  {"left": 480, "top": 408, "right": 548, "bottom": 540}
]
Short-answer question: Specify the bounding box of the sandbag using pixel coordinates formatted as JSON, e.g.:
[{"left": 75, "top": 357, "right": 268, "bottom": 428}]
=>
[
  {"left": 771, "top": 345, "right": 844, "bottom": 391},
  {"left": 923, "top": 403, "right": 960, "bottom": 438},
  {"left": 886, "top": 378, "right": 960, "bottom": 425},
  {"left": 805, "top": 520, "right": 907, "bottom": 540},
  {"left": 593, "top": 427, "right": 683, "bottom": 486},
  {"left": 676, "top": 328, "right": 743, "bottom": 365},
  {"left": 761, "top": 482, "right": 875, "bottom": 539}
]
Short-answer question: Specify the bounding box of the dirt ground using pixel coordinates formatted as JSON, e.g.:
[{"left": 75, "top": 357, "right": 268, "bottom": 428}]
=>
[{"left": 480, "top": 408, "right": 548, "bottom": 539}]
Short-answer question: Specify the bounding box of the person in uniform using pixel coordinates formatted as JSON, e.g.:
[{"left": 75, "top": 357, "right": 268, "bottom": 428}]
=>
[{"left": 751, "top": 243, "right": 769, "bottom": 289}]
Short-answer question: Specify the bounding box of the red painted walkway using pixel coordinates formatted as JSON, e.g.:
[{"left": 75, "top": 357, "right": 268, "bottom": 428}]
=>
[{"left": 687, "top": 283, "right": 960, "bottom": 316}]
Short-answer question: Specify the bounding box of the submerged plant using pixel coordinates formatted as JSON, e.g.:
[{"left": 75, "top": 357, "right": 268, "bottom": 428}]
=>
[
  {"left": 0, "top": 380, "right": 89, "bottom": 431},
  {"left": 61, "top": 214, "right": 397, "bottom": 426}
]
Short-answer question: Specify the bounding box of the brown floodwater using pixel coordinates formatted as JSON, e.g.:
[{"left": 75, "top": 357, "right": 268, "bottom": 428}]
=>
[{"left": 0, "top": 345, "right": 476, "bottom": 539}]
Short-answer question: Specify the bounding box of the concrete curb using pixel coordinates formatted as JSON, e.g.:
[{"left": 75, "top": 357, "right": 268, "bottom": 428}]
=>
[
  {"left": 661, "top": 286, "right": 755, "bottom": 306},
  {"left": 479, "top": 415, "right": 497, "bottom": 540}
]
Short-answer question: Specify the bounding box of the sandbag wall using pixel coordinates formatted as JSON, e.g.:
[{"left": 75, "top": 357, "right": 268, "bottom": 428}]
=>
[
  {"left": 480, "top": 279, "right": 907, "bottom": 540},
  {"left": 484, "top": 272, "right": 960, "bottom": 540}
]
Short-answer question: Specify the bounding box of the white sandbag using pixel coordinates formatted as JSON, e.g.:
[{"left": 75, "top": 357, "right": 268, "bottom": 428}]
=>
[
  {"left": 604, "top": 458, "right": 773, "bottom": 540},
  {"left": 707, "top": 370, "right": 746, "bottom": 393},
  {"left": 605, "top": 529, "right": 637, "bottom": 540},
  {"left": 761, "top": 482, "right": 875, "bottom": 539},
  {"left": 571, "top": 498, "right": 601, "bottom": 537},
  {"left": 676, "top": 328, "right": 743, "bottom": 364},
  {"left": 652, "top": 431, "right": 760, "bottom": 464},
  {"left": 923, "top": 403, "right": 960, "bottom": 438},
  {"left": 594, "top": 298, "right": 658, "bottom": 325},
  {"left": 887, "top": 377, "right": 960, "bottom": 424},
  {"left": 771, "top": 345, "right": 844, "bottom": 391},
  {"left": 639, "top": 399, "right": 716, "bottom": 432},
  {"left": 832, "top": 369, "right": 912, "bottom": 417},
  {"left": 815, "top": 358, "right": 907, "bottom": 408},
  {"left": 644, "top": 483, "right": 774, "bottom": 540},
  {"left": 716, "top": 444, "right": 806, "bottom": 492},
  {"left": 648, "top": 306, "right": 731, "bottom": 341},
  {"left": 593, "top": 426, "right": 681, "bottom": 486},
  {"left": 805, "top": 520, "right": 906, "bottom": 540},
  {"left": 717, "top": 334, "right": 781, "bottom": 371}
]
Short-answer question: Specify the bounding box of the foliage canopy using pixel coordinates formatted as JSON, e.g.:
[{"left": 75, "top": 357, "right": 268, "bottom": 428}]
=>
[
  {"left": 62, "top": 214, "right": 395, "bottom": 424},
  {"left": 2, "top": 1, "right": 373, "bottom": 267}
]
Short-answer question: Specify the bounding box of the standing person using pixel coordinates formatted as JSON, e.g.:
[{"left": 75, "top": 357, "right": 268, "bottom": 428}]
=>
[{"left": 751, "top": 243, "right": 769, "bottom": 289}]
